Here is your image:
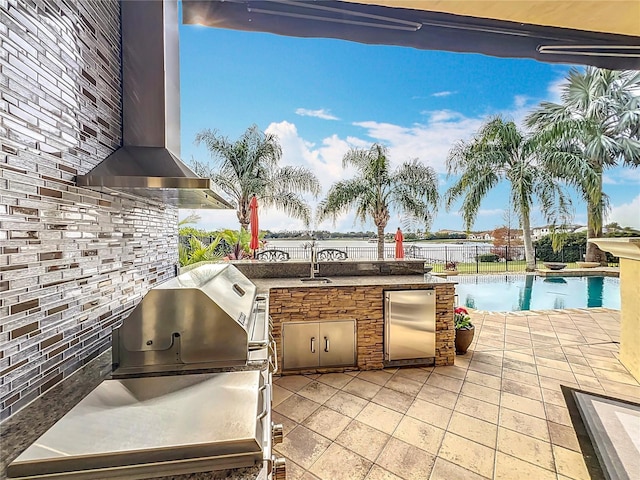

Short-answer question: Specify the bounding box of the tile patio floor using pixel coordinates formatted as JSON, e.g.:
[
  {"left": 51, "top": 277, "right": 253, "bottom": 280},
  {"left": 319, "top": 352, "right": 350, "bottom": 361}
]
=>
[{"left": 272, "top": 307, "right": 639, "bottom": 480}]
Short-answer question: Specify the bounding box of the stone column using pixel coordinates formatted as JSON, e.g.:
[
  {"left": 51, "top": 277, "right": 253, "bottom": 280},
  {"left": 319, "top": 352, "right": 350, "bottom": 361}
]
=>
[{"left": 589, "top": 238, "right": 640, "bottom": 382}]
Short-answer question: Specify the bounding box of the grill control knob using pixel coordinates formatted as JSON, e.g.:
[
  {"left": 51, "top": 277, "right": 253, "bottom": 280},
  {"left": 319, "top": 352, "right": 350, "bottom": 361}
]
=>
[
  {"left": 272, "top": 423, "right": 284, "bottom": 445},
  {"left": 272, "top": 456, "right": 286, "bottom": 480}
]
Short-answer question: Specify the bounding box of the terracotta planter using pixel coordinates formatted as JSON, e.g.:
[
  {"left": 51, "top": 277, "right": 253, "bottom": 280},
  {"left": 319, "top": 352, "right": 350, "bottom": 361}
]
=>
[
  {"left": 455, "top": 326, "right": 475, "bottom": 354},
  {"left": 444, "top": 270, "right": 459, "bottom": 276}
]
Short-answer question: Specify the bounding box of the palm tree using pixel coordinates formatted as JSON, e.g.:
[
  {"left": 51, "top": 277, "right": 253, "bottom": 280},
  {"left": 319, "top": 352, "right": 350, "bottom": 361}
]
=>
[
  {"left": 445, "top": 116, "right": 572, "bottom": 271},
  {"left": 193, "top": 124, "right": 321, "bottom": 230},
  {"left": 526, "top": 67, "right": 640, "bottom": 263},
  {"left": 316, "top": 143, "right": 439, "bottom": 260},
  {"left": 178, "top": 211, "right": 201, "bottom": 227}
]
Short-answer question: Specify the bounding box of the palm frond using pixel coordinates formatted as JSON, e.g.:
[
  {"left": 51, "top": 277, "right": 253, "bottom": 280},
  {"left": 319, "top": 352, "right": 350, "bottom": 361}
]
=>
[{"left": 316, "top": 179, "right": 368, "bottom": 224}]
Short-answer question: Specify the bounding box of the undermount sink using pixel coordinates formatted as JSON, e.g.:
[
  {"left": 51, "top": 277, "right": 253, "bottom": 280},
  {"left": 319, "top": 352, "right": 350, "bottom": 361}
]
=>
[{"left": 300, "top": 277, "right": 331, "bottom": 283}]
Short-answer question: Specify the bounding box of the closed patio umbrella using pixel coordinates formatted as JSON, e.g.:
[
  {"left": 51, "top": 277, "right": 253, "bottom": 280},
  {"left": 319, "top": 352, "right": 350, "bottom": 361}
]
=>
[
  {"left": 249, "top": 194, "right": 259, "bottom": 255},
  {"left": 395, "top": 228, "right": 404, "bottom": 259}
]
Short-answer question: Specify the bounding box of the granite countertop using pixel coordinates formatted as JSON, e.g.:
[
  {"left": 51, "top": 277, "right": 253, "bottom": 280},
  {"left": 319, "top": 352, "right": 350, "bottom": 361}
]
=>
[
  {"left": 253, "top": 274, "right": 454, "bottom": 293},
  {"left": 0, "top": 349, "right": 267, "bottom": 480}
]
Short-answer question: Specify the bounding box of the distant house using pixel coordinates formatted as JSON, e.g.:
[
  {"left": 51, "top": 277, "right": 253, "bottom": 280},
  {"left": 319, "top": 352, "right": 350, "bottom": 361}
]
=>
[
  {"left": 531, "top": 224, "right": 585, "bottom": 240},
  {"left": 468, "top": 231, "right": 494, "bottom": 241}
]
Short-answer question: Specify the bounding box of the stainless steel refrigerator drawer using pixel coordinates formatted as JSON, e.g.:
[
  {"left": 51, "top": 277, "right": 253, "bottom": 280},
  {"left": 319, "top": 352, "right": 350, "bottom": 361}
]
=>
[
  {"left": 282, "top": 320, "right": 356, "bottom": 370},
  {"left": 384, "top": 290, "right": 436, "bottom": 361}
]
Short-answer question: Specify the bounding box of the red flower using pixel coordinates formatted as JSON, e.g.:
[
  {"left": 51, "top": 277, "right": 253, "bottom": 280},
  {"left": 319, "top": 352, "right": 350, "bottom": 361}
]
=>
[{"left": 455, "top": 307, "right": 468, "bottom": 315}]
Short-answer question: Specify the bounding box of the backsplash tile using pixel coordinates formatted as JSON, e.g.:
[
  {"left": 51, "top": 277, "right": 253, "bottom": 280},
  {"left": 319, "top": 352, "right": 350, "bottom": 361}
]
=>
[{"left": 0, "top": 0, "right": 178, "bottom": 421}]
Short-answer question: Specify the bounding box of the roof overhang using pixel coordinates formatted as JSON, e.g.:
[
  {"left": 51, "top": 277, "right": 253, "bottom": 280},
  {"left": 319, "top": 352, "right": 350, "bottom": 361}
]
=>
[{"left": 182, "top": 0, "right": 640, "bottom": 69}]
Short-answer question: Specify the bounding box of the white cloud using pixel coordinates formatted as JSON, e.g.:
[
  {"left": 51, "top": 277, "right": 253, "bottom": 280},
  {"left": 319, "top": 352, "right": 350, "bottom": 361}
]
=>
[
  {"left": 513, "top": 95, "right": 528, "bottom": 109},
  {"left": 606, "top": 194, "right": 640, "bottom": 229},
  {"left": 627, "top": 169, "right": 640, "bottom": 183},
  {"left": 604, "top": 168, "right": 640, "bottom": 185},
  {"left": 353, "top": 113, "right": 483, "bottom": 173},
  {"left": 547, "top": 77, "right": 568, "bottom": 103},
  {"left": 432, "top": 90, "right": 456, "bottom": 97},
  {"left": 262, "top": 121, "right": 366, "bottom": 231},
  {"left": 295, "top": 108, "right": 339, "bottom": 120}
]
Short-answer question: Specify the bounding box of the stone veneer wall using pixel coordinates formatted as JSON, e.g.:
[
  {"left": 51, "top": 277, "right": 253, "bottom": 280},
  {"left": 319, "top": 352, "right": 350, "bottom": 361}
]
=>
[
  {"left": 0, "top": 0, "right": 178, "bottom": 421},
  {"left": 269, "top": 283, "right": 455, "bottom": 374}
]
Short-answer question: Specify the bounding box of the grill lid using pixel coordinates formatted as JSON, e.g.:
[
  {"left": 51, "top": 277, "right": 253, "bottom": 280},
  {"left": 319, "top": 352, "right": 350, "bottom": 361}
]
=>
[{"left": 114, "top": 264, "right": 261, "bottom": 373}]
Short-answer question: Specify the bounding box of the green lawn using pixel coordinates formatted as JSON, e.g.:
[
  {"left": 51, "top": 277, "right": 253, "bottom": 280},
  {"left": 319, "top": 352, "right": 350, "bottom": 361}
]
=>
[{"left": 431, "top": 260, "right": 582, "bottom": 274}]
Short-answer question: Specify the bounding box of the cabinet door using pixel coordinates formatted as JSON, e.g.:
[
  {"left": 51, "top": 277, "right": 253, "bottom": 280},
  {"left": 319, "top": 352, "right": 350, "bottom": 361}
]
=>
[
  {"left": 319, "top": 321, "right": 356, "bottom": 367},
  {"left": 282, "top": 323, "right": 319, "bottom": 369}
]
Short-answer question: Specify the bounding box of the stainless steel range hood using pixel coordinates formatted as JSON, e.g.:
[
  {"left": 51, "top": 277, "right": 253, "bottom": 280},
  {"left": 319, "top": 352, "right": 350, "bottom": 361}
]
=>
[{"left": 77, "top": 0, "right": 232, "bottom": 210}]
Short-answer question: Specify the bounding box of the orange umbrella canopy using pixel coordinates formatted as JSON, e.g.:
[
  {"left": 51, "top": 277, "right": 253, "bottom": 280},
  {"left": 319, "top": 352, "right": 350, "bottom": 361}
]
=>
[
  {"left": 249, "top": 195, "right": 259, "bottom": 251},
  {"left": 395, "top": 228, "right": 404, "bottom": 259}
]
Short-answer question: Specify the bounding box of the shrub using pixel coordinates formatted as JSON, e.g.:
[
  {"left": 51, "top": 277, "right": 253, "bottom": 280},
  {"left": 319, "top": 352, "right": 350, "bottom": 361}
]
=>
[
  {"left": 476, "top": 253, "right": 500, "bottom": 263},
  {"left": 534, "top": 232, "right": 585, "bottom": 263}
]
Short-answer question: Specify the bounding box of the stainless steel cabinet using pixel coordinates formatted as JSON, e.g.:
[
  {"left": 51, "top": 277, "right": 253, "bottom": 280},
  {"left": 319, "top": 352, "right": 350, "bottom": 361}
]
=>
[
  {"left": 384, "top": 290, "right": 435, "bottom": 362},
  {"left": 283, "top": 320, "right": 356, "bottom": 370}
]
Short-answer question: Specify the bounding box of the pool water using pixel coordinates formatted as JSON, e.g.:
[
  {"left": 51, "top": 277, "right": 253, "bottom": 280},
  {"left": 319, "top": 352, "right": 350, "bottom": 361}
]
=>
[{"left": 455, "top": 275, "right": 620, "bottom": 311}]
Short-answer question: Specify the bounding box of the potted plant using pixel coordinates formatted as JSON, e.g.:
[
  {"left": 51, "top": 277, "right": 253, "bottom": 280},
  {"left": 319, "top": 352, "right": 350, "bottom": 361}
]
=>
[
  {"left": 444, "top": 260, "right": 459, "bottom": 275},
  {"left": 454, "top": 307, "right": 474, "bottom": 354}
]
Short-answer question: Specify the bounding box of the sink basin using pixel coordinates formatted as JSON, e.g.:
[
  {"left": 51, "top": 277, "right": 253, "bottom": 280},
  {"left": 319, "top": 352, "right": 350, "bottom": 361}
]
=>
[{"left": 300, "top": 277, "right": 331, "bottom": 283}]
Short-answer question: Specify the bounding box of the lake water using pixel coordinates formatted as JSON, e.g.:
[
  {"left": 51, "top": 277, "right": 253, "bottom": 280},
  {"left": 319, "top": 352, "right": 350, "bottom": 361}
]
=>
[{"left": 264, "top": 239, "right": 493, "bottom": 262}]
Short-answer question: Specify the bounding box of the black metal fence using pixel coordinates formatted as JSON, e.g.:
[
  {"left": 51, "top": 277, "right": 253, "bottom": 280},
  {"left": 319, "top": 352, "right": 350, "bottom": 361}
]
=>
[{"left": 178, "top": 236, "right": 618, "bottom": 273}]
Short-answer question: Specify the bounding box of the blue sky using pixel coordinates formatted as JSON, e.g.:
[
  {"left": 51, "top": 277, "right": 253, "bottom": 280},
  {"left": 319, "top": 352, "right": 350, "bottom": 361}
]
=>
[{"left": 179, "top": 23, "right": 640, "bottom": 233}]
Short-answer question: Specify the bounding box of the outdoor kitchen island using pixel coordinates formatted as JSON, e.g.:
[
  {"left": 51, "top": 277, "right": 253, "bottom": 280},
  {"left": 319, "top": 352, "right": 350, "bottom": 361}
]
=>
[{"left": 252, "top": 275, "right": 457, "bottom": 374}]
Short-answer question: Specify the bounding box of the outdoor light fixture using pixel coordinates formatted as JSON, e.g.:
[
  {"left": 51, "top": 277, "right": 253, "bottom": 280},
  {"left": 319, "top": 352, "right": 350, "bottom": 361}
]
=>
[
  {"left": 247, "top": 0, "right": 422, "bottom": 32},
  {"left": 538, "top": 45, "right": 640, "bottom": 58}
]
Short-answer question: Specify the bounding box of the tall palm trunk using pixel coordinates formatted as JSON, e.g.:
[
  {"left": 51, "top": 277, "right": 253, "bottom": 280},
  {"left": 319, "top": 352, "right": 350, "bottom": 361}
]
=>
[
  {"left": 521, "top": 213, "right": 536, "bottom": 271},
  {"left": 586, "top": 206, "right": 606, "bottom": 264},
  {"left": 237, "top": 199, "right": 250, "bottom": 231},
  {"left": 377, "top": 224, "right": 385, "bottom": 260},
  {"left": 585, "top": 170, "right": 606, "bottom": 264}
]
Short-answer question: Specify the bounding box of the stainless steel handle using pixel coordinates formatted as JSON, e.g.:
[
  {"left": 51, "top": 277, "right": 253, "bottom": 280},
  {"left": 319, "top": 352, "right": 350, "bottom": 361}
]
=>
[
  {"left": 257, "top": 384, "right": 270, "bottom": 420},
  {"left": 269, "top": 332, "right": 279, "bottom": 374},
  {"left": 232, "top": 283, "right": 245, "bottom": 296},
  {"left": 324, "top": 336, "right": 329, "bottom": 352},
  {"left": 310, "top": 336, "right": 316, "bottom": 353},
  {"left": 248, "top": 339, "right": 268, "bottom": 350}
]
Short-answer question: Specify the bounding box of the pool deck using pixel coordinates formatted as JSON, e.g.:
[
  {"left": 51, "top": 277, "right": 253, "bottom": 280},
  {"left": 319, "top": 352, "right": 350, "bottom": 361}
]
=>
[
  {"left": 272, "top": 307, "right": 638, "bottom": 480},
  {"left": 535, "top": 267, "right": 619, "bottom": 277}
]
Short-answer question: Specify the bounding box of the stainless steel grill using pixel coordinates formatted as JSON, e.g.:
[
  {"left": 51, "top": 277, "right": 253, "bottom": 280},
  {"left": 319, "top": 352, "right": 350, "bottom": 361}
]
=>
[
  {"left": 8, "top": 264, "right": 285, "bottom": 480},
  {"left": 112, "top": 263, "right": 272, "bottom": 376}
]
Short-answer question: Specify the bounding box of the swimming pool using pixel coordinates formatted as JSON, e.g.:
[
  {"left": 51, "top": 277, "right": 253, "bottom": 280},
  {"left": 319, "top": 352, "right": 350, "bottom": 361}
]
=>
[{"left": 455, "top": 275, "right": 620, "bottom": 311}]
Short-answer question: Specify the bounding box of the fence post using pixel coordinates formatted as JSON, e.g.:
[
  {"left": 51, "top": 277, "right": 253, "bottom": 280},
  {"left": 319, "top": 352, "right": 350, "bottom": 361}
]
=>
[
  {"left": 445, "top": 246, "right": 448, "bottom": 268},
  {"left": 505, "top": 246, "right": 509, "bottom": 272},
  {"left": 475, "top": 245, "right": 479, "bottom": 273}
]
